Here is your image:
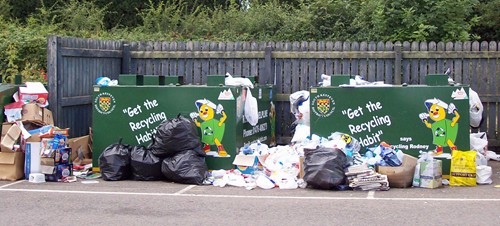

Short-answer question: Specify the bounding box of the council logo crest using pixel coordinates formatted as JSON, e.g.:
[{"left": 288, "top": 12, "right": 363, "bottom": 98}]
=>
[
  {"left": 312, "top": 94, "right": 335, "bottom": 117},
  {"left": 94, "top": 92, "right": 116, "bottom": 114}
]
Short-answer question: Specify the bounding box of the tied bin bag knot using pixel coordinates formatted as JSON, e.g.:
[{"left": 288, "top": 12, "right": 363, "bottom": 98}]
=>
[{"left": 149, "top": 114, "right": 201, "bottom": 157}]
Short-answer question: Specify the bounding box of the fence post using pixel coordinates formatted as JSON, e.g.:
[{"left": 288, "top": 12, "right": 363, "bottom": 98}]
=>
[
  {"left": 47, "top": 35, "right": 61, "bottom": 123},
  {"left": 394, "top": 43, "right": 402, "bottom": 85},
  {"left": 264, "top": 46, "right": 272, "bottom": 85},
  {"left": 121, "top": 43, "right": 131, "bottom": 74}
]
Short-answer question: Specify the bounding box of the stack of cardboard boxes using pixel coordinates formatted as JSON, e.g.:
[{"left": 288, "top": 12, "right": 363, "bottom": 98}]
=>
[{"left": 0, "top": 82, "right": 92, "bottom": 182}]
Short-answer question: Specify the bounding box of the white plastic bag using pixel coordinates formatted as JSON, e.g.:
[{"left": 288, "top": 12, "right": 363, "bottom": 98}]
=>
[
  {"left": 225, "top": 72, "right": 254, "bottom": 88},
  {"left": 244, "top": 87, "right": 258, "bottom": 126},
  {"left": 320, "top": 74, "right": 331, "bottom": 87},
  {"left": 412, "top": 163, "right": 421, "bottom": 187},
  {"left": 470, "top": 132, "right": 488, "bottom": 156},
  {"left": 291, "top": 124, "right": 310, "bottom": 143},
  {"left": 486, "top": 151, "right": 500, "bottom": 161},
  {"left": 476, "top": 151, "right": 488, "bottom": 166},
  {"left": 289, "top": 90, "right": 310, "bottom": 126},
  {"left": 476, "top": 165, "right": 492, "bottom": 185},
  {"left": 469, "top": 88, "right": 483, "bottom": 127}
]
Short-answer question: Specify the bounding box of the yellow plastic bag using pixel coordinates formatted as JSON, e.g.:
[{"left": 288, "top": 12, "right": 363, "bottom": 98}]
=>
[{"left": 450, "top": 150, "right": 477, "bottom": 186}]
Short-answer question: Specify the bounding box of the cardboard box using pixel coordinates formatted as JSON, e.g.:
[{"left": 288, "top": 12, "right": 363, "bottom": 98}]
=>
[
  {"left": 54, "top": 148, "right": 71, "bottom": 164},
  {"left": 0, "top": 124, "right": 21, "bottom": 152},
  {"left": 40, "top": 138, "right": 55, "bottom": 157},
  {"left": 68, "top": 135, "right": 90, "bottom": 162},
  {"left": 419, "top": 160, "right": 443, "bottom": 188},
  {"left": 21, "top": 103, "right": 43, "bottom": 122},
  {"left": 298, "top": 156, "right": 305, "bottom": 179},
  {"left": 18, "top": 82, "right": 48, "bottom": 105},
  {"left": 0, "top": 151, "right": 25, "bottom": 181},
  {"left": 43, "top": 164, "right": 73, "bottom": 182},
  {"left": 24, "top": 142, "right": 41, "bottom": 179},
  {"left": 377, "top": 154, "right": 418, "bottom": 188},
  {"left": 40, "top": 157, "right": 54, "bottom": 166},
  {"left": 43, "top": 109, "right": 54, "bottom": 125},
  {"left": 19, "top": 103, "right": 53, "bottom": 125},
  {"left": 1, "top": 122, "right": 14, "bottom": 141},
  {"left": 233, "top": 155, "right": 267, "bottom": 174}
]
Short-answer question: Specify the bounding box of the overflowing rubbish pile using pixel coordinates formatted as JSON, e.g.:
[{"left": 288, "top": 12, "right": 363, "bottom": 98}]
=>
[
  {"left": 0, "top": 82, "right": 92, "bottom": 183},
  {"left": 1, "top": 75, "right": 499, "bottom": 193},
  {"left": 92, "top": 85, "right": 500, "bottom": 190}
]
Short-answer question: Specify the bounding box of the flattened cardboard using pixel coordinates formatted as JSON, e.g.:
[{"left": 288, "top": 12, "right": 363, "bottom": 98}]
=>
[
  {"left": 43, "top": 108, "right": 54, "bottom": 125},
  {"left": 298, "top": 156, "right": 305, "bottom": 179},
  {"left": 41, "top": 165, "right": 55, "bottom": 174},
  {"left": 1, "top": 122, "right": 14, "bottom": 141},
  {"left": 1, "top": 124, "right": 21, "bottom": 152},
  {"left": 377, "top": 154, "right": 417, "bottom": 188},
  {"left": 40, "top": 157, "right": 54, "bottom": 166},
  {"left": 68, "top": 135, "right": 90, "bottom": 161},
  {"left": 232, "top": 155, "right": 268, "bottom": 174},
  {"left": 0, "top": 152, "right": 25, "bottom": 181}
]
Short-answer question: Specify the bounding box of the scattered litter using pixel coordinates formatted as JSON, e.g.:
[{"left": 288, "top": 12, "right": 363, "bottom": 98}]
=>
[
  {"left": 81, "top": 180, "right": 99, "bottom": 184},
  {"left": 62, "top": 176, "right": 77, "bottom": 183}
]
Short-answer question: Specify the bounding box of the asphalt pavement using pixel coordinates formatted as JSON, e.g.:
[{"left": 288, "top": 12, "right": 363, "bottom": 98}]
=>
[{"left": 1, "top": 161, "right": 500, "bottom": 226}]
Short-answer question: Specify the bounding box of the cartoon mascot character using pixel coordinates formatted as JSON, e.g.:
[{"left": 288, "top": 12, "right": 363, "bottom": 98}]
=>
[
  {"left": 190, "top": 99, "right": 228, "bottom": 157},
  {"left": 419, "top": 98, "right": 460, "bottom": 155}
]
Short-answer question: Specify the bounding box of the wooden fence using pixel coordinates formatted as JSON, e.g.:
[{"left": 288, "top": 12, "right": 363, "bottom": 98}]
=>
[{"left": 47, "top": 36, "right": 500, "bottom": 147}]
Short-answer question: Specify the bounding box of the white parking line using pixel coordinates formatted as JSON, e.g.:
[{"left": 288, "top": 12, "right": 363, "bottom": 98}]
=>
[
  {"left": 1, "top": 188, "right": 500, "bottom": 202},
  {"left": 0, "top": 180, "right": 25, "bottom": 189},
  {"left": 367, "top": 190, "right": 375, "bottom": 199},
  {"left": 175, "top": 185, "right": 197, "bottom": 194}
]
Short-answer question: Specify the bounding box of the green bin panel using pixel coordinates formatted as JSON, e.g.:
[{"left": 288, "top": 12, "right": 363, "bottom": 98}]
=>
[
  {"left": 119, "top": 74, "right": 143, "bottom": 85},
  {"left": 309, "top": 85, "right": 470, "bottom": 176},
  {"left": 426, "top": 74, "right": 449, "bottom": 86},
  {"left": 92, "top": 85, "right": 276, "bottom": 171},
  {"left": 143, "top": 76, "right": 160, "bottom": 85},
  {"left": 207, "top": 75, "right": 225, "bottom": 86},
  {"left": 331, "top": 74, "right": 351, "bottom": 86}
]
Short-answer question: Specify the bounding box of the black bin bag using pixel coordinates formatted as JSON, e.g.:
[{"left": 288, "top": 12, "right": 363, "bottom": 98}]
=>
[
  {"left": 99, "top": 139, "right": 131, "bottom": 181},
  {"left": 130, "top": 145, "right": 164, "bottom": 181},
  {"left": 161, "top": 149, "right": 208, "bottom": 185},
  {"left": 303, "top": 147, "right": 348, "bottom": 190},
  {"left": 149, "top": 115, "right": 201, "bottom": 157}
]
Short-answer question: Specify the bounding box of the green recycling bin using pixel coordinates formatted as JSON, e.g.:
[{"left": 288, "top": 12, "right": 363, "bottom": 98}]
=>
[
  {"left": 309, "top": 85, "right": 470, "bottom": 177},
  {"left": 92, "top": 83, "right": 276, "bottom": 171},
  {"left": 0, "top": 84, "right": 19, "bottom": 123}
]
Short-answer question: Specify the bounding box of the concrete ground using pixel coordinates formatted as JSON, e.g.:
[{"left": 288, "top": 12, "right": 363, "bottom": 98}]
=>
[{"left": 1, "top": 161, "right": 499, "bottom": 226}]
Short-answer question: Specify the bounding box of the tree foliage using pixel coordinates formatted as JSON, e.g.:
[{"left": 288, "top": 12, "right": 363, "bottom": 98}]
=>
[{"left": 0, "top": 0, "right": 497, "bottom": 83}]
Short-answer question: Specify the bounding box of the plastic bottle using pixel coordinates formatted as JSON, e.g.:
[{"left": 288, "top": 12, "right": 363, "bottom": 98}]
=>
[{"left": 297, "top": 178, "right": 307, "bottom": 189}]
